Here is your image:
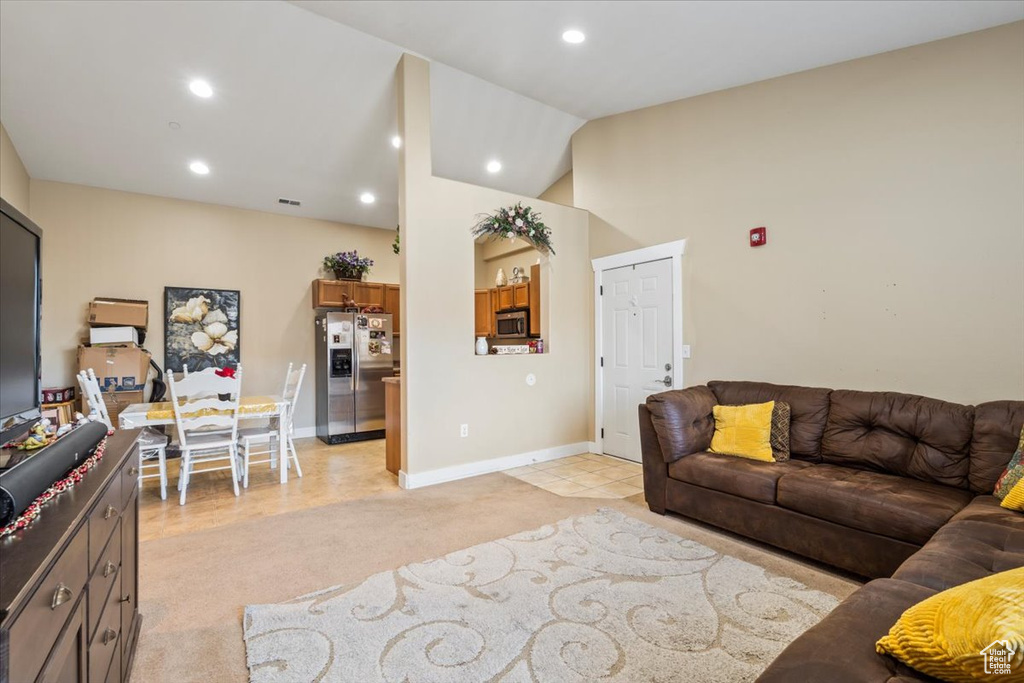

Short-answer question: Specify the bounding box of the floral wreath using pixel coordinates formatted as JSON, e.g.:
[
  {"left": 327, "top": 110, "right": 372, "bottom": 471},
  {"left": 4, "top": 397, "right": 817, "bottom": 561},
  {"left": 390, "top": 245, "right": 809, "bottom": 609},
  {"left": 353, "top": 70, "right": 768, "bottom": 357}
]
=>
[{"left": 471, "top": 202, "right": 555, "bottom": 256}]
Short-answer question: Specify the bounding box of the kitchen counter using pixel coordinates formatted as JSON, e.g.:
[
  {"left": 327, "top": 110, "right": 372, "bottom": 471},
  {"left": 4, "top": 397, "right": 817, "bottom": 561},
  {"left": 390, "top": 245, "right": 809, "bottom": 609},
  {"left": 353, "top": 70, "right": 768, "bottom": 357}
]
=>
[{"left": 383, "top": 377, "right": 400, "bottom": 474}]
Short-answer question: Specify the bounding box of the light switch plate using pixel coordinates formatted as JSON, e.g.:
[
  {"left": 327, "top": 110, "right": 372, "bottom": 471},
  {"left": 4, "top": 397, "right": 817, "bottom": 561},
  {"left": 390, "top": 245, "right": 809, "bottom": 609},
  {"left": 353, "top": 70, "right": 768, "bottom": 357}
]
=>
[
  {"left": 682, "top": 345, "right": 691, "bottom": 359},
  {"left": 525, "top": 373, "right": 536, "bottom": 386}
]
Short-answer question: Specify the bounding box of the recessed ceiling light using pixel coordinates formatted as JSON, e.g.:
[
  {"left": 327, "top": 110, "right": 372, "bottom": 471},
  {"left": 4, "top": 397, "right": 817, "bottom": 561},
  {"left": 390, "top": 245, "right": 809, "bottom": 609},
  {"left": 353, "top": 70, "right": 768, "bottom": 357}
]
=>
[
  {"left": 391, "top": 135, "right": 402, "bottom": 149},
  {"left": 562, "top": 29, "right": 585, "bottom": 44},
  {"left": 189, "top": 161, "right": 210, "bottom": 175},
  {"left": 189, "top": 79, "right": 213, "bottom": 98},
  {"left": 360, "top": 192, "right": 375, "bottom": 204},
  {"left": 486, "top": 160, "right": 502, "bottom": 173}
]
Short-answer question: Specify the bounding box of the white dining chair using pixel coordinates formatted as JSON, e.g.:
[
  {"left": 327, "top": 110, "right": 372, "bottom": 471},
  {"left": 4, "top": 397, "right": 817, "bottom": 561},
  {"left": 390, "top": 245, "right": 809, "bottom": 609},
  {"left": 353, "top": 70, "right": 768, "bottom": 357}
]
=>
[
  {"left": 236, "top": 363, "right": 306, "bottom": 488},
  {"left": 78, "top": 368, "right": 170, "bottom": 500},
  {"left": 167, "top": 365, "right": 243, "bottom": 505}
]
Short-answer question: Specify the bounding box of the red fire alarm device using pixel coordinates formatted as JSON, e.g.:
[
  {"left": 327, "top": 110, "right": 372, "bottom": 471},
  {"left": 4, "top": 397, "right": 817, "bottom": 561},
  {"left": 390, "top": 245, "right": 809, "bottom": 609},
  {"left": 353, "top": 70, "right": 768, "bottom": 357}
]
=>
[{"left": 750, "top": 227, "right": 767, "bottom": 247}]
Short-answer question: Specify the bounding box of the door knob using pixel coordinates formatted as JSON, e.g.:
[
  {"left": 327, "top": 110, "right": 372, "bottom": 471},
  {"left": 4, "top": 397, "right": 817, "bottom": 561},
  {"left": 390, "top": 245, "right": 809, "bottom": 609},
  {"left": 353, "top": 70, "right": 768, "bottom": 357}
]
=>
[
  {"left": 664, "top": 363, "right": 672, "bottom": 371},
  {"left": 653, "top": 375, "right": 673, "bottom": 387}
]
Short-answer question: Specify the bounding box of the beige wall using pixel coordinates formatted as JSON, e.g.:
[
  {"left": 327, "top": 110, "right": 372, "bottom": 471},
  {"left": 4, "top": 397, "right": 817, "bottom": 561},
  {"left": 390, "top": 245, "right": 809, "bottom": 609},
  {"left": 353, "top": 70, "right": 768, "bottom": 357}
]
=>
[
  {"left": 474, "top": 241, "right": 542, "bottom": 290},
  {"left": 399, "top": 55, "right": 591, "bottom": 478},
  {"left": 0, "top": 122, "right": 30, "bottom": 214},
  {"left": 573, "top": 23, "right": 1024, "bottom": 404},
  {"left": 29, "top": 180, "right": 399, "bottom": 430},
  {"left": 539, "top": 170, "right": 573, "bottom": 207}
]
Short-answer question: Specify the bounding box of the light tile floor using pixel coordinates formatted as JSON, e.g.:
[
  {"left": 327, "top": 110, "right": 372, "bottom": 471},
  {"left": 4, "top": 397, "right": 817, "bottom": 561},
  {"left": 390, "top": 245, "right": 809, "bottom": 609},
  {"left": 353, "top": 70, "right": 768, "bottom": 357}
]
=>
[{"left": 503, "top": 453, "right": 644, "bottom": 498}]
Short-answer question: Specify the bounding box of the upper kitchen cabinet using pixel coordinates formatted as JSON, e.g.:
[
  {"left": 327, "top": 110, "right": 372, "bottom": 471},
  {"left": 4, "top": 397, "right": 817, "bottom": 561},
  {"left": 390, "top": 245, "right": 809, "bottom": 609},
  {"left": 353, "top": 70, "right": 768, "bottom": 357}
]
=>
[
  {"left": 513, "top": 283, "right": 529, "bottom": 309},
  {"left": 354, "top": 282, "right": 385, "bottom": 307},
  {"left": 474, "top": 290, "right": 491, "bottom": 337},
  {"left": 497, "top": 286, "right": 514, "bottom": 310},
  {"left": 384, "top": 285, "right": 400, "bottom": 335},
  {"left": 312, "top": 278, "right": 354, "bottom": 308},
  {"left": 529, "top": 264, "right": 541, "bottom": 337}
]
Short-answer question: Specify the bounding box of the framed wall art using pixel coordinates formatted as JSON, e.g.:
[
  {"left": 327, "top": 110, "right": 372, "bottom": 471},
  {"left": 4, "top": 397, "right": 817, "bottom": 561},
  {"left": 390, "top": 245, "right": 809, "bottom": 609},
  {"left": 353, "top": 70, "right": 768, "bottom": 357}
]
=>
[{"left": 163, "top": 286, "right": 240, "bottom": 373}]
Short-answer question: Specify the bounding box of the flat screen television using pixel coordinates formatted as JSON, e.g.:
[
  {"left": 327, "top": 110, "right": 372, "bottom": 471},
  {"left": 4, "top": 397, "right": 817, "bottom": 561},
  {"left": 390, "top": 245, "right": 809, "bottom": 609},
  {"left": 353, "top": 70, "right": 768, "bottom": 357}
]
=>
[{"left": 0, "top": 198, "right": 43, "bottom": 444}]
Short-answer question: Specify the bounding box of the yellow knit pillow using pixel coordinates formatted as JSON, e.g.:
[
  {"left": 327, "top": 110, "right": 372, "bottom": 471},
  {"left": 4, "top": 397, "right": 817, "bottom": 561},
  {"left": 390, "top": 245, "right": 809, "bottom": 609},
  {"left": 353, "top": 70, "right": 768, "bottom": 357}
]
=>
[
  {"left": 876, "top": 568, "right": 1024, "bottom": 681},
  {"left": 1001, "top": 478, "right": 1024, "bottom": 512},
  {"left": 708, "top": 401, "right": 775, "bottom": 462}
]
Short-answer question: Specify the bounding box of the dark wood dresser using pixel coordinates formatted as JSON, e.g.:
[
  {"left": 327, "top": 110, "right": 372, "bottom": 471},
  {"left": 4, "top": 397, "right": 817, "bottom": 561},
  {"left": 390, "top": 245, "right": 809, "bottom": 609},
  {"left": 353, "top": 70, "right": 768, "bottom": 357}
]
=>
[{"left": 0, "top": 430, "right": 142, "bottom": 683}]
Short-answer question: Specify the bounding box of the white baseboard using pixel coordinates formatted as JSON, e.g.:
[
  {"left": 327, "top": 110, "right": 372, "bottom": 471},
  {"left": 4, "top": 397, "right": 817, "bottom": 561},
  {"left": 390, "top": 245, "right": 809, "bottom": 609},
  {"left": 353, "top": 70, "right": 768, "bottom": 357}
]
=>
[
  {"left": 398, "top": 441, "right": 591, "bottom": 490},
  {"left": 293, "top": 426, "right": 317, "bottom": 439},
  {"left": 588, "top": 441, "right": 599, "bottom": 454}
]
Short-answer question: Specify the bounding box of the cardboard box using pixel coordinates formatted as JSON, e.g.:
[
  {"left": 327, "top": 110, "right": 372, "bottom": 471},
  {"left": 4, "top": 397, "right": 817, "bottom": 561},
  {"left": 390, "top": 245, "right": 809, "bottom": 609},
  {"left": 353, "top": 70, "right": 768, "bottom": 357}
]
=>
[
  {"left": 42, "top": 386, "right": 76, "bottom": 404},
  {"left": 95, "top": 390, "right": 144, "bottom": 425},
  {"left": 88, "top": 298, "right": 148, "bottom": 328},
  {"left": 78, "top": 345, "right": 151, "bottom": 392},
  {"left": 89, "top": 326, "right": 139, "bottom": 346}
]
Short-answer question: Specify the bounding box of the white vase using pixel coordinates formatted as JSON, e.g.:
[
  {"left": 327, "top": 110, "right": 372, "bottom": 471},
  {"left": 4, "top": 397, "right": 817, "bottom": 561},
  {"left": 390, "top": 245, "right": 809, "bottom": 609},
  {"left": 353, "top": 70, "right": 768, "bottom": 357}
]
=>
[
  {"left": 475, "top": 337, "right": 489, "bottom": 355},
  {"left": 495, "top": 268, "right": 507, "bottom": 287}
]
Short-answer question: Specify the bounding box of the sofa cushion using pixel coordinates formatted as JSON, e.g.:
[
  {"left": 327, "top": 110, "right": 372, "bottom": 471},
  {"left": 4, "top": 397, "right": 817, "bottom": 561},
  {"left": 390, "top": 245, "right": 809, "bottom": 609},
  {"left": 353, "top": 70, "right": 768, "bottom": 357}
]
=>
[
  {"left": 645, "top": 386, "right": 717, "bottom": 463},
  {"left": 821, "top": 390, "right": 974, "bottom": 489},
  {"left": 668, "top": 452, "right": 812, "bottom": 504},
  {"left": 755, "top": 579, "right": 939, "bottom": 683},
  {"left": 708, "top": 381, "right": 831, "bottom": 461},
  {"left": 776, "top": 464, "right": 973, "bottom": 545},
  {"left": 948, "top": 495, "right": 1024, "bottom": 530},
  {"left": 970, "top": 400, "right": 1024, "bottom": 494},
  {"left": 892, "top": 519, "right": 1024, "bottom": 592}
]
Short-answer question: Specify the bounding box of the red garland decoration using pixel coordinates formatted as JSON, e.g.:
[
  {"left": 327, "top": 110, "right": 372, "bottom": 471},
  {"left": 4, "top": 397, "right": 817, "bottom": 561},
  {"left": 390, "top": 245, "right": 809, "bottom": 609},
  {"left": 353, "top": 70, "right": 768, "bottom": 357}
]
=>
[{"left": 0, "top": 433, "right": 113, "bottom": 539}]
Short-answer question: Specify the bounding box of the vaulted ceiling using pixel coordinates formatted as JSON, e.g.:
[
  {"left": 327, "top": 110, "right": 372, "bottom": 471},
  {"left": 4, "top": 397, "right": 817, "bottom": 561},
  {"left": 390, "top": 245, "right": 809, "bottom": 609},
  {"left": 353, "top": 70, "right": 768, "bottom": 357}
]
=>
[{"left": 1, "top": 1, "right": 1019, "bottom": 229}]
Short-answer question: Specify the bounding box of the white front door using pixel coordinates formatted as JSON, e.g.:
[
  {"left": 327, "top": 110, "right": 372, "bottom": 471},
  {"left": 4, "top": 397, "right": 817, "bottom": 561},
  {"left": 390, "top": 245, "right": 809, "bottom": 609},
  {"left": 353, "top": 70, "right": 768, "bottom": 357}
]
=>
[{"left": 600, "top": 258, "right": 674, "bottom": 461}]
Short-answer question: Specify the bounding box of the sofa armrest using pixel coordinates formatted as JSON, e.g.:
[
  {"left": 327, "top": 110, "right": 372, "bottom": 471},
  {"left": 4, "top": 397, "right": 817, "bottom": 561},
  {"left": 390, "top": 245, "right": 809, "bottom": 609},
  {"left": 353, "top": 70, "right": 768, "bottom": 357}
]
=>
[
  {"left": 639, "top": 404, "right": 668, "bottom": 514},
  {"left": 645, "top": 386, "right": 717, "bottom": 463}
]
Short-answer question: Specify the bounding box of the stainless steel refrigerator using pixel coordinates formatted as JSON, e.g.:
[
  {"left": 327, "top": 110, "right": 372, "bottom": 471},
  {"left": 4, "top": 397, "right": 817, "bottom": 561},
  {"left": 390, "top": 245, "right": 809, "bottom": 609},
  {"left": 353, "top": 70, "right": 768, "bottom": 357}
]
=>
[{"left": 314, "top": 310, "right": 394, "bottom": 444}]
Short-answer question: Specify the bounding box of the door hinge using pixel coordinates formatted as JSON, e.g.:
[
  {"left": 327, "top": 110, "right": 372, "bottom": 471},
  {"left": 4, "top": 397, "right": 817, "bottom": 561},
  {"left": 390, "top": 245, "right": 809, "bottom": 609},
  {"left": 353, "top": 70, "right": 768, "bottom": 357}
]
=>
[
  {"left": 600, "top": 356, "right": 603, "bottom": 367},
  {"left": 599, "top": 285, "right": 603, "bottom": 296},
  {"left": 601, "top": 428, "right": 604, "bottom": 438}
]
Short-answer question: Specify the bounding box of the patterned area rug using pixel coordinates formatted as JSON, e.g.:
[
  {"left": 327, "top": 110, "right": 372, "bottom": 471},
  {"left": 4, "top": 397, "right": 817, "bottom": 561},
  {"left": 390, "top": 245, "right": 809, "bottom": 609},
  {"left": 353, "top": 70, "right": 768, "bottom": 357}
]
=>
[{"left": 243, "top": 509, "right": 838, "bottom": 682}]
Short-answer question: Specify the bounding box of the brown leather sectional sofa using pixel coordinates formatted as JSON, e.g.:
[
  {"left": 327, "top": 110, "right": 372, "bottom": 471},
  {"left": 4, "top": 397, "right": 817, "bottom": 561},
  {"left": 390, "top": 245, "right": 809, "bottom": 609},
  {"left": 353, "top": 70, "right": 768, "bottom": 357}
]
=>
[{"left": 639, "top": 380, "right": 1024, "bottom": 682}]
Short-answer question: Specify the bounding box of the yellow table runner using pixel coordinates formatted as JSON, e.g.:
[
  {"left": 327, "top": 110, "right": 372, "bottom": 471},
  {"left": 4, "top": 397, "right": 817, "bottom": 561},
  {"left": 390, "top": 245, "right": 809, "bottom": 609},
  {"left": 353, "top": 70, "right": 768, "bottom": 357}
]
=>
[{"left": 144, "top": 395, "right": 280, "bottom": 421}]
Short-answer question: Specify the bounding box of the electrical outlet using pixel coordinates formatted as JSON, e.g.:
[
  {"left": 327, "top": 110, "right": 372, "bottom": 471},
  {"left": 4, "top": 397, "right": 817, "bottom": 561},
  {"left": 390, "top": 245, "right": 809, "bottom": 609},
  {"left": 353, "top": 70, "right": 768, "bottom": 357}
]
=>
[
  {"left": 682, "top": 345, "right": 691, "bottom": 359},
  {"left": 460, "top": 424, "right": 469, "bottom": 438}
]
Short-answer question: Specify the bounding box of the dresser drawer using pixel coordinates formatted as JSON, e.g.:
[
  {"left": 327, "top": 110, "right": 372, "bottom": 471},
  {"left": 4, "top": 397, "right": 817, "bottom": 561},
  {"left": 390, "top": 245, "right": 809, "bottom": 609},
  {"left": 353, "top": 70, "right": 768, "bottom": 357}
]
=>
[
  {"left": 88, "top": 580, "right": 122, "bottom": 683},
  {"left": 121, "top": 444, "right": 140, "bottom": 507},
  {"left": 6, "top": 526, "right": 88, "bottom": 683},
  {"left": 88, "top": 475, "right": 123, "bottom": 572},
  {"left": 88, "top": 520, "right": 121, "bottom": 642}
]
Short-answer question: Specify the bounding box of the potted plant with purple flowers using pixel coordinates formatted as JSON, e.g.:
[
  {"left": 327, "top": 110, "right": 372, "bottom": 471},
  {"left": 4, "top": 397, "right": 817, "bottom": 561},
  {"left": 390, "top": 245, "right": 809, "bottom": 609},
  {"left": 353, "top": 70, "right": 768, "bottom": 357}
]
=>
[{"left": 323, "top": 250, "right": 374, "bottom": 281}]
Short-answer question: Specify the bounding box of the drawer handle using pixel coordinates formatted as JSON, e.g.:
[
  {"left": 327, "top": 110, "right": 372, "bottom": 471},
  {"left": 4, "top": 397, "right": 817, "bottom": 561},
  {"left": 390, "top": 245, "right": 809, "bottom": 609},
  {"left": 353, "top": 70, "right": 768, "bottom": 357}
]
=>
[
  {"left": 104, "top": 504, "right": 118, "bottom": 519},
  {"left": 120, "top": 593, "right": 132, "bottom": 604},
  {"left": 102, "top": 628, "right": 117, "bottom": 645},
  {"left": 51, "top": 583, "right": 73, "bottom": 610},
  {"left": 128, "top": 466, "right": 139, "bottom": 476},
  {"left": 103, "top": 561, "right": 117, "bottom": 578}
]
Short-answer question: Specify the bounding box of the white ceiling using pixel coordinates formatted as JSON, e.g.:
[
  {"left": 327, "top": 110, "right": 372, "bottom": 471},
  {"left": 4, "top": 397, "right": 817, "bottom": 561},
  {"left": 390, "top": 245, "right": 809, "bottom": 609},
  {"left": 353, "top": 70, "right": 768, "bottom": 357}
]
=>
[
  {"left": 2, "top": 1, "right": 1020, "bottom": 228},
  {"left": 0, "top": 1, "right": 580, "bottom": 228},
  {"left": 295, "top": 0, "right": 1024, "bottom": 120}
]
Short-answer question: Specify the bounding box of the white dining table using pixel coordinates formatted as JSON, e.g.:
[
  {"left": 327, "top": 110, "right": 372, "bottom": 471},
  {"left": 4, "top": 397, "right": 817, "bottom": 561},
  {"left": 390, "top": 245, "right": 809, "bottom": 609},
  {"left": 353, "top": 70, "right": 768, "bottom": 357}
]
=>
[{"left": 117, "top": 395, "right": 292, "bottom": 484}]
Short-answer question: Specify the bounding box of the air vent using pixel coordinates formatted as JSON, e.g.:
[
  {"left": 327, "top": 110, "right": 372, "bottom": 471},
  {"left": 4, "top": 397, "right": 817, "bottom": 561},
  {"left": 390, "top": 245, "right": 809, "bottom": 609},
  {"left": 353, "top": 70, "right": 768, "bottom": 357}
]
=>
[{"left": 277, "top": 197, "right": 302, "bottom": 207}]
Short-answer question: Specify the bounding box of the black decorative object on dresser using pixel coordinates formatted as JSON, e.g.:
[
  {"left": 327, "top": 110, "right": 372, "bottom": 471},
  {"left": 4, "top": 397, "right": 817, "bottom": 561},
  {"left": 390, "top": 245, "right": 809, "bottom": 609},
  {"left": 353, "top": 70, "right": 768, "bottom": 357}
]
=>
[{"left": 0, "top": 429, "right": 143, "bottom": 683}]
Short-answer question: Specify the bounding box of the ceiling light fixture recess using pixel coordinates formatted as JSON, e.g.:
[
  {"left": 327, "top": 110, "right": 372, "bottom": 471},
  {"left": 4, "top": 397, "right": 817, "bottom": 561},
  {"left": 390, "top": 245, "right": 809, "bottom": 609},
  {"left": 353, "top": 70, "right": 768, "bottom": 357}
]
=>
[
  {"left": 360, "top": 192, "right": 375, "bottom": 204},
  {"left": 189, "top": 161, "right": 210, "bottom": 175},
  {"left": 189, "top": 79, "right": 214, "bottom": 98},
  {"left": 486, "top": 160, "right": 502, "bottom": 173},
  {"left": 391, "top": 135, "right": 402, "bottom": 149},
  {"left": 562, "top": 29, "right": 585, "bottom": 44}
]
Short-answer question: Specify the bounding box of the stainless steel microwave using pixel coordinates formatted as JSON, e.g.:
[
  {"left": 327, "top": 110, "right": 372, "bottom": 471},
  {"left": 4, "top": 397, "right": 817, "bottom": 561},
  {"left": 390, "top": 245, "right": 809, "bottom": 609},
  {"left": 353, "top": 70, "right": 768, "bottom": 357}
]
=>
[{"left": 495, "top": 309, "right": 528, "bottom": 338}]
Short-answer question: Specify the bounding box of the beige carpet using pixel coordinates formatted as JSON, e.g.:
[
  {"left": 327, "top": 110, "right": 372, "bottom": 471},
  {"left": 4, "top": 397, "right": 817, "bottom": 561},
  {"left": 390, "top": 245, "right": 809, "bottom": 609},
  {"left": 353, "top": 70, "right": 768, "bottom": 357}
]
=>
[
  {"left": 243, "top": 508, "right": 840, "bottom": 682},
  {"left": 133, "top": 473, "right": 859, "bottom": 683}
]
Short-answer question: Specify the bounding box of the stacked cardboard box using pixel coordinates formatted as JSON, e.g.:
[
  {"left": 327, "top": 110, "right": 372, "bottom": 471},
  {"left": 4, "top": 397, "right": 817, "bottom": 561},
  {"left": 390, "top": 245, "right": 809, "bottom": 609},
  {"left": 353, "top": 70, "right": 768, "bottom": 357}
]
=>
[{"left": 78, "top": 298, "right": 151, "bottom": 422}]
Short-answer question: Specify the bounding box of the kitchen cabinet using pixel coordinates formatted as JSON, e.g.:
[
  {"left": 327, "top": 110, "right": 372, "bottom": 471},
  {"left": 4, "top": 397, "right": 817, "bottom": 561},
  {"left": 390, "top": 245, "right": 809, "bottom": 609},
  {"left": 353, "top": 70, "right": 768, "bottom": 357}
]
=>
[
  {"left": 529, "top": 264, "right": 541, "bottom": 337},
  {"left": 488, "top": 289, "right": 500, "bottom": 337},
  {"left": 513, "top": 283, "right": 529, "bottom": 309},
  {"left": 497, "top": 286, "right": 514, "bottom": 311},
  {"left": 384, "top": 285, "right": 400, "bottom": 335},
  {"left": 474, "top": 290, "right": 491, "bottom": 337},
  {"left": 312, "top": 279, "right": 354, "bottom": 308},
  {"left": 354, "top": 282, "right": 385, "bottom": 307}
]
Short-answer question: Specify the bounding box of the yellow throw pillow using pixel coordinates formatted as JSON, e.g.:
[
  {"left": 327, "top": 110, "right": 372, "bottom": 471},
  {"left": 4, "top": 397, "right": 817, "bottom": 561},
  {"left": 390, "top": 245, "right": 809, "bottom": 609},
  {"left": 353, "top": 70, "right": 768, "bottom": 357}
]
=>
[
  {"left": 876, "top": 568, "right": 1024, "bottom": 682},
  {"left": 1001, "top": 478, "right": 1024, "bottom": 512},
  {"left": 708, "top": 401, "right": 775, "bottom": 462}
]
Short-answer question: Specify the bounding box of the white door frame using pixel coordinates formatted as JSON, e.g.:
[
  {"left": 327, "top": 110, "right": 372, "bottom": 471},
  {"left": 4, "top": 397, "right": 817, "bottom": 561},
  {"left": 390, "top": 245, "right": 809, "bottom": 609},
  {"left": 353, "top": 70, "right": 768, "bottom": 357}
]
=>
[{"left": 591, "top": 239, "right": 687, "bottom": 455}]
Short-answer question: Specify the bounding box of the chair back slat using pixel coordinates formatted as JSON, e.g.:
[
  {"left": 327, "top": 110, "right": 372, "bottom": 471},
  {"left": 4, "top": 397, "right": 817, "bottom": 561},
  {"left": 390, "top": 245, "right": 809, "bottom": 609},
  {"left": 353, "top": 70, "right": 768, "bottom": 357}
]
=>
[
  {"left": 279, "top": 363, "right": 306, "bottom": 435},
  {"left": 77, "top": 368, "right": 113, "bottom": 429},
  {"left": 167, "top": 366, "right": 242, "bottom": 448}
]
